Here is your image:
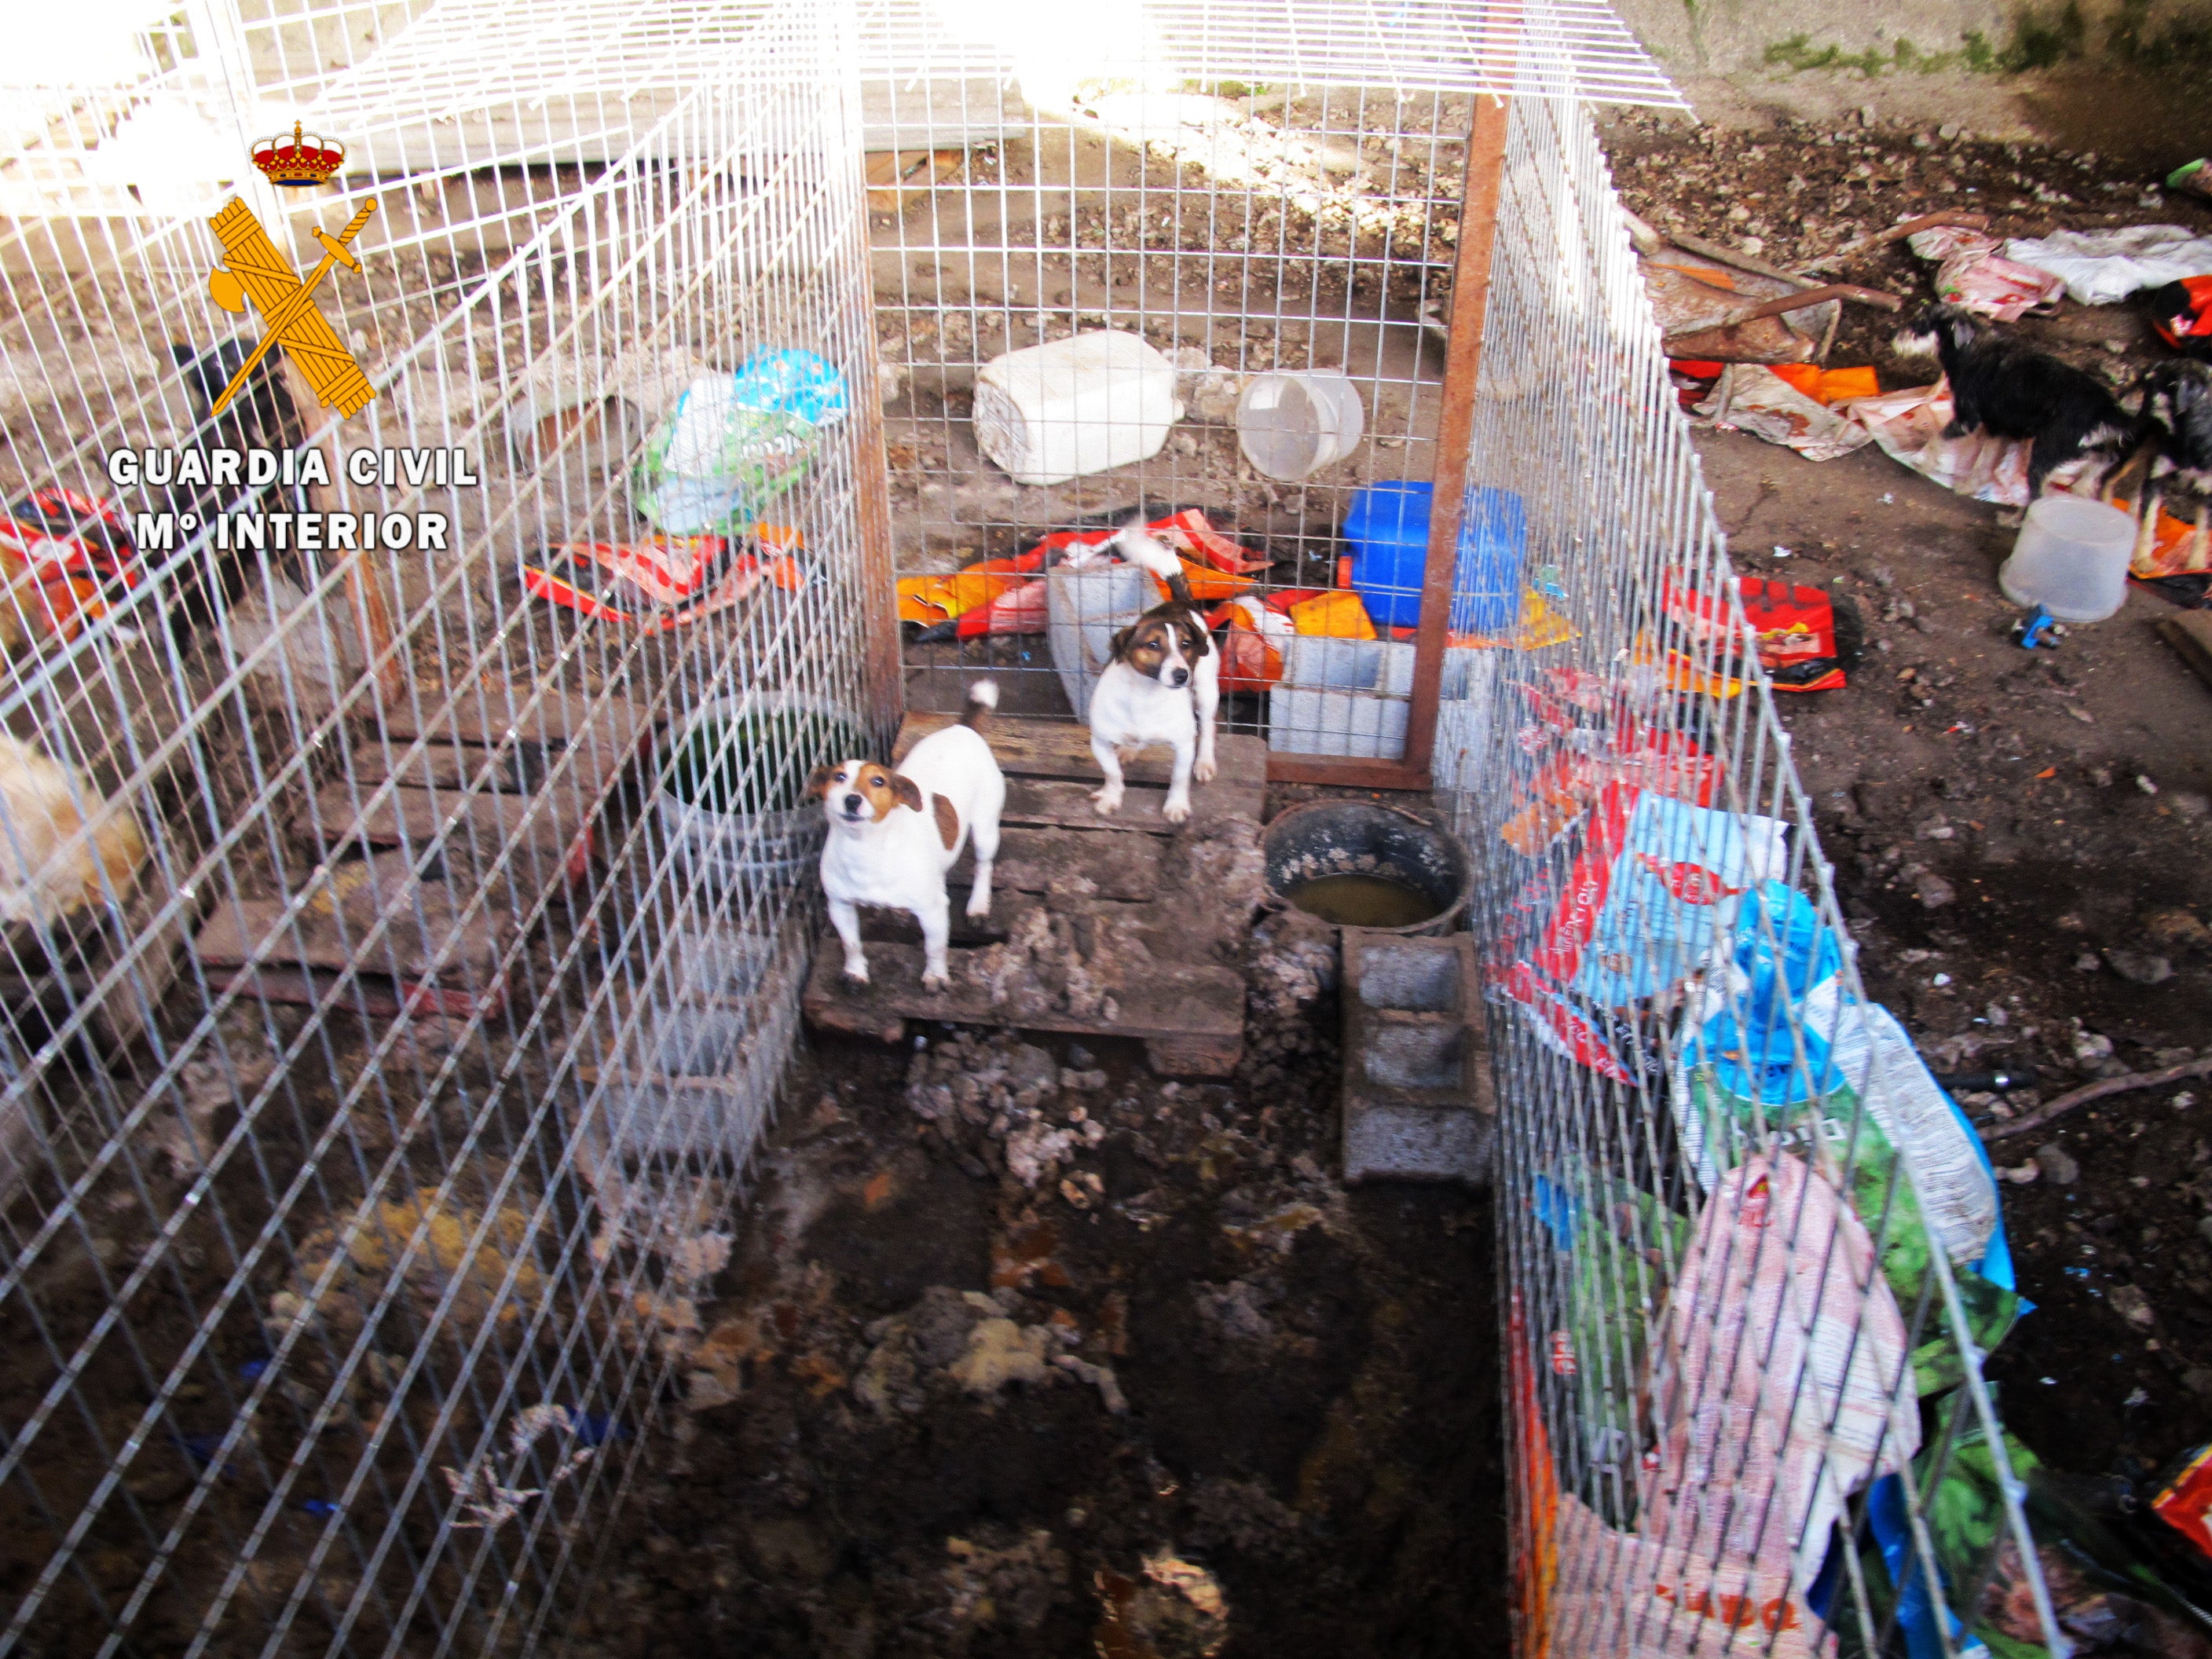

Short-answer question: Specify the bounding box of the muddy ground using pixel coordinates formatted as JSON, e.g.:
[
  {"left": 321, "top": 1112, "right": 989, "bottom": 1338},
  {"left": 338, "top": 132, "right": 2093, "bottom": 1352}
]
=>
[{"left": 572, "top": 925, "right": 1500, "bottom": 1658}]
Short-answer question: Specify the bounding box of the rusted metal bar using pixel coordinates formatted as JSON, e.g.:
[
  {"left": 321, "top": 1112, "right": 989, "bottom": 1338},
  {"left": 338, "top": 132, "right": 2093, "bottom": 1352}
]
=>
[
  {"left": 1807, "top": 209, "right": 1992, "bottom": 272},
  {"left": 848, "top": 222, "right": 906, "bottom": 740},
  {"left": 1398, "top": 88, "right": 1511, "bottom": 783}
]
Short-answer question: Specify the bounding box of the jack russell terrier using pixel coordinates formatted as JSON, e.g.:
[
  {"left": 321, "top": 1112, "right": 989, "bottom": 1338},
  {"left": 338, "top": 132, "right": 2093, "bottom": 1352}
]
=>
[
  {"left": 1087, "top": 518, "right": 1218, "bottom": 824},
  {"left": 811, "top": 680, "right": 1005, "bottom": 991}
]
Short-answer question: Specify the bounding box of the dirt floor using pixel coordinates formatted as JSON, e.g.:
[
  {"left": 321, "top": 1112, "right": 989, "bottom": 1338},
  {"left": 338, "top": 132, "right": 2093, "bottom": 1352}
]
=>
[{"left": 573, "top": 931, "right": 1501, "bottom": 1658}]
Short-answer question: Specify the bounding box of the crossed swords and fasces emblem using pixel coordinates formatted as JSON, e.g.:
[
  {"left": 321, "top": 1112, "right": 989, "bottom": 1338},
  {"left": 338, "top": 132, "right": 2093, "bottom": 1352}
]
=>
[{"left": 204, "top": 197, "right": 379, "bottom": 418}]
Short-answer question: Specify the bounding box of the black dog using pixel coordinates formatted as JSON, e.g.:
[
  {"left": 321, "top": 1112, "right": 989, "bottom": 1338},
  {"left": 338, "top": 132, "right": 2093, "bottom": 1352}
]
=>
[
  {"left": 2141, "top": 359, "right": 2212, "bottom": 492},
  {"left": 1892, "top": 305, "right": 2137, "bottom": 499},
  {"left": 148, "top": 339, "right": 310, "bottom": 638}
]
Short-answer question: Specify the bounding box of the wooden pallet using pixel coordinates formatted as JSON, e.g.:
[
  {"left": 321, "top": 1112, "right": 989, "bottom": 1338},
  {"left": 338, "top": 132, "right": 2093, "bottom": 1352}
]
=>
[{"left": 803, "top": 714, "right": 1267, "bottom": 1076}]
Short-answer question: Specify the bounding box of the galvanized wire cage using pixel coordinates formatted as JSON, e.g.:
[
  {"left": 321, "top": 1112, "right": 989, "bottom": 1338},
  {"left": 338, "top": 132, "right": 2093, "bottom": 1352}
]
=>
[
  {"left": 1445, "top": 92, "right": 2065, "bottom": 1658},
  {"left": 0, "top": 0, "right": 889, "bottom": 1650}
]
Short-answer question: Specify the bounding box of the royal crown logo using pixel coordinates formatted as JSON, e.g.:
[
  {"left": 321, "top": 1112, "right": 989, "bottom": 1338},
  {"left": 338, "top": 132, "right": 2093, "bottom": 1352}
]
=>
[
  {"left": 201, "top": 126, "right": 377, "bottom": 417},
  {"left": 251, "top": 122, "right": 346, "bottom": 189}
]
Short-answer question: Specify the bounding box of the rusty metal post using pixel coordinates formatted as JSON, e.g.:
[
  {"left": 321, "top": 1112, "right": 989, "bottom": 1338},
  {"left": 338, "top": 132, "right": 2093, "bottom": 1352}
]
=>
[{"left": 1266, "top": 89, "right": 1511, "bottom": 792}]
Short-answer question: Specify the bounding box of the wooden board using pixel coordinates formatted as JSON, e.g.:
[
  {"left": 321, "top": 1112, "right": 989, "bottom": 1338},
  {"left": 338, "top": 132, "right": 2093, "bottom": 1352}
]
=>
[
  {"left": 2160, "top": 612, "right": 2212, "bottom": 693},
  {"left": 375, "top": 688, "right": 654, "bottom": 752},
  {"left": 1002, "top": 775, "right": 1265, "bottom": 834},
  {"left": 895, "top": 712, "right": 1267, "bottom": 790},
  {"left": 192, "top": 851, "right": 515, "bottom": 986},
  {"left": 988, "top": 827, "right": 1163, "bottom": 903},
  {"left": 313, "top": 782, "right": 592, "bottom": 871},
  {"left": 803, "top": 891, "right": 1243, "bottom": 1043}
]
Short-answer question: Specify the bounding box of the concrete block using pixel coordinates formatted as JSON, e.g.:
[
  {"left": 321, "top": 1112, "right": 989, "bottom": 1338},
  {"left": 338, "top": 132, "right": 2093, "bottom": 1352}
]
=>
[{"left": 1340, "top": 928, "right": 1492, "bottom": 1187}]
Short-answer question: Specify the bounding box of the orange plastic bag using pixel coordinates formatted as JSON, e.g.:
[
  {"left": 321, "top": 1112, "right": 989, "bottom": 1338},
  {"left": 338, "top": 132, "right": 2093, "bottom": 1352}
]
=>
[
  {"left": 896, "top": 562, "right": 1027, "bottom": 624},
  {"left": 1287, "top": 588, "right": 1375, "bottom": 639},
  {"left": 1768, "top": 364, "right": 1881, "bottom": 405},
  {"left": 1219, "top": 610, "right": 1285, "bottom": 692}
]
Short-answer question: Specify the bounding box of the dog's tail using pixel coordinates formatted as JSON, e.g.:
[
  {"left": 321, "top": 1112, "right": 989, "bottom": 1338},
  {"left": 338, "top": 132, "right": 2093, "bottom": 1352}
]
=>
[
  {"left": 1111, "top": 516, "right": 1196, "bottom": 607},
  {"left": 958, "top": 679, "right": 999, "bottom": 731}
]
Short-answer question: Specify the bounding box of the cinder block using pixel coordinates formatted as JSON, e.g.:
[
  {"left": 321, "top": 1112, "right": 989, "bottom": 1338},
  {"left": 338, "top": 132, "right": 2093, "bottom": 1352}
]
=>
[{"left": 1340, "top": 928, "right": 1492, "bottom": 1186}]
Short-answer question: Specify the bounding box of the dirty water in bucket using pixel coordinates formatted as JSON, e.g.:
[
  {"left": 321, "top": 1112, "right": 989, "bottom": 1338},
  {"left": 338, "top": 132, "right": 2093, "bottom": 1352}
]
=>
[
  {"left": 1280, "top": 872, "right": 1440, "bottom": 930},
  {"left": 1263, "top": 801, "right": 1472, "bottom": 937}
]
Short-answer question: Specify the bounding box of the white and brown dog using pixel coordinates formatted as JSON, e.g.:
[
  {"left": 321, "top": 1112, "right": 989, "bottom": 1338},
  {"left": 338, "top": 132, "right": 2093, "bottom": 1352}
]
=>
[
  {"left": 1088, "top": 520, "right": 1218, "bottom": 824},
  {"left": 811, "top": 680, "right": 1005, "bottom": 991}
]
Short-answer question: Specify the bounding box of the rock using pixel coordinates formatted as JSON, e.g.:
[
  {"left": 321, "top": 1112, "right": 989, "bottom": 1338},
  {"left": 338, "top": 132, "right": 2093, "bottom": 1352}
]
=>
[
  {"left": 1094, "top": 1553, "right": 1231, "bottom": 1659},
  {"left": 1053, "top": 1353, "right": 1130, "bottom": 1413},
  {"left": 2073, "top": 1025, "right": 2115, "bottom": 1064},
  {"left": 2105, "top": 949, "right": 2175, "bottom": 986},
  {"left": 2144, "top": 910, "right": 2209, "bottom": 950},
  {"left": 2186, "top": 1367, "right": 2212, "bottom": 1400},
  {"left": 2108, "top": 1284, "right": 2155, "bottom": 1328},
  {"left": 2034, "top": 1144, "right": 2080, "bottom": 1185},
  {"left": 1912, "top": 870, "right": 1957, "bottom": 909},
  {"left": 1005, "top": 1122, "right": 1079, "bottom": 1186},
  {"left": 2172, "top": 792, "right": 2210, "bottom": 820},
  {"left": 948, "top": 1318, "right": 1053, "bottom": 1393},
  {"left": 2199, "top": 1215, "right": 2212, "bottom": 1247}
]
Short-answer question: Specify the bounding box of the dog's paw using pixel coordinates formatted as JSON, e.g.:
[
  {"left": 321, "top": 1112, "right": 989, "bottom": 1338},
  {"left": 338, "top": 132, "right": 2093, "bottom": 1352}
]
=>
[
  {"left": 965, "top": 896, "right": 991, "bottom": 921},
  {"left": 1193, "top": 756, "right": 1217, "bottom": 784},
  {"left": 1163, "top": 796, "right": 1192, "bottom": 825},
  {"left": 840, "top": 962, "right": 872, "bottom": 987},
  {"left": 1093, "top": 789, "right": 1123, "bottom": 817},
  {"left": 921, "top": 968, "right": 951, "bottom": 991}
]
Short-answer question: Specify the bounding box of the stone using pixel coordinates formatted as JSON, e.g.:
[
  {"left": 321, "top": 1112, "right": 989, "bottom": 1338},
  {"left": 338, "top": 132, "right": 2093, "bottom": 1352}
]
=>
[
  {"left": 1912, "top": 870, "right": 1957, "bottom": 910},
  {"left": 2108, "top": 1284, "right": 2155, "bottom": 1328},
  {"left": 2035, "top": 1144, "right": 2080, "bottom": 1185},
  {"left": 2104, "top": 949, "right": 2175, "bottom": 986}
]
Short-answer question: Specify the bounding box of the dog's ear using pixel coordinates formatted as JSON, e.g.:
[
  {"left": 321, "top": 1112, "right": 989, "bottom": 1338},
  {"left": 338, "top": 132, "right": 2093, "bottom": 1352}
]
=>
[
  {"left": 889, "top": 773, "right": 925, "bottom": 814},
  {"left": 1109, "top": 623, "right": 1137, "bottom": 661},
  {"left": 1182, "top": 616, "right": 1213, "bottom": 659},
  {"left": 805, "top": 764, "right": 839, "bottom": 798}
]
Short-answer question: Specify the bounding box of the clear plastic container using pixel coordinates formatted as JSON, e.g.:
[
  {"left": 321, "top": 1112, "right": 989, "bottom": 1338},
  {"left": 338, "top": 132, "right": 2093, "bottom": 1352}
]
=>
[
  {"left": 1998, "top": 495, "right": 2136, "bottom": 622},
  {"left": 1236, "top": 370, "right": 1364, "bottom": 479}
]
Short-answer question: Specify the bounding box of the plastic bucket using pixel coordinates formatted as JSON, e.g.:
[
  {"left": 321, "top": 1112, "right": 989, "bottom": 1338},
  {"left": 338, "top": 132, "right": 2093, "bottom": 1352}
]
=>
[
  {"left": 656, "top": 694, "right": 866, "bottom": 888},
  {"left": 1342, "top": 482, "right": 1528, "bottom": 635},
  {"left": 1047, "top": 561, "right": 1155, "bottom": 720},
  {"left": 1998, "top": 495, "right": 2136, "bottom": 623},
  {"left": 1236, "top": 371, "right": 1364, "bottom": 480},
  {"left": 1260, "top": 800, "right": 1472, "bottom": 937}
]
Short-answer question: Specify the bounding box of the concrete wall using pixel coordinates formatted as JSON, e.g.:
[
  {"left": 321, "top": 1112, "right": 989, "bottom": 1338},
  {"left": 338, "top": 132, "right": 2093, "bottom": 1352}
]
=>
[{"left": 1612, "top": 0, "right": 2212, "bottom": 163}]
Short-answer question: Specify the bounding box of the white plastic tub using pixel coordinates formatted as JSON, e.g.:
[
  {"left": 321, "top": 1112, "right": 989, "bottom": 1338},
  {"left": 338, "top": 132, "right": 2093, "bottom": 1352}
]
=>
[
  {"left": 973, "top": 331, "right": 1183, "bottom": 485},
  {"left": 1236, "top": 370, "right": 1364, "bottom": 480},
  {"left": 1046, "top": 561, "right": 1156, "bottom": 720},
  {"left": 1998, "top": 494, "right": 2136, "bottom": 622}
]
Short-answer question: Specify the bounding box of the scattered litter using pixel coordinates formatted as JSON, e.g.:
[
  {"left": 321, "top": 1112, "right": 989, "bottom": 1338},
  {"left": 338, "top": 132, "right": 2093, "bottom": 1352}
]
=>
[
  {"left": 1906, "top": 224, "right": 2064, "bottom": 320},
  {"left": 443, "top": 1404, "right": 597, "bottom": 1531},
  {"left": 1093, "top": 1552, "right": 1231, "bottom": 1659},
  {"left": 2003, "top": 224, "right": 2212, "bottom": 305},
  {"left": 635, "top": 352, "right": 847, "bottom": 533},
  {"left": 1690, "top": 364, "right": 1874, "bottom": 461}
]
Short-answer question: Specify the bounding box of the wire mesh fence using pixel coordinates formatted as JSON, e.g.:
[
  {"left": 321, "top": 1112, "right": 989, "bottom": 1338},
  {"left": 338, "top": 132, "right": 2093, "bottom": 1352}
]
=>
[
  {"left": 1445, "top": 92, "right": 2066, "bottom": 1657},
  {"left": 0, "top": 0, "right": 891, "bottom": 1650}
]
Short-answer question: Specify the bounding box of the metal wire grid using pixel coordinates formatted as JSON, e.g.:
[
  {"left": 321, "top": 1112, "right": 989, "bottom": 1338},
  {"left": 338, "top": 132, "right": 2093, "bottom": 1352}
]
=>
[
  {"left": 1443, "top": 93, "right": 2063, "bottom": 1656},
  {"left": 0, "top": 0, "right": 892, "bottom": 1650},
  {"left": 870, "top": 65, "right": 1496, "bottom": 753}
]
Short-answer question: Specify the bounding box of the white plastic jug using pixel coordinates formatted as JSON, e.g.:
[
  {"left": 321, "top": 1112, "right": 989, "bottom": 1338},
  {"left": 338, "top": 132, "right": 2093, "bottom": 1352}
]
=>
[
  {"left": 972, "top": 331, "right": 1181, "bottom": 485},
  {"left": 1998, "top": 494, "right": 2136, "bottom": 622}
]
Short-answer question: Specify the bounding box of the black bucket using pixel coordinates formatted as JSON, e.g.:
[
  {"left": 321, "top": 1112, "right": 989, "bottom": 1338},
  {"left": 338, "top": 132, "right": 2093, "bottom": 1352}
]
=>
[{"left": 1262, "top": 801, "right": 1472, "bottom": 936}]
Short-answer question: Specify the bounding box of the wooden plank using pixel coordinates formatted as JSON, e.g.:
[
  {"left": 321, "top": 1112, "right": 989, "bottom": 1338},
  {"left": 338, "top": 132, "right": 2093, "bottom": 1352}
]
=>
[
  {"left": 895, "top": 713, "right": 1267, "bottom": 789},
  {"left": 375, "top": 688, "right": 654, "bottom": 751},
  {"left": 192, "top": 851, "right": 515, "bottom": 984},
  {"left": 989, "top": 827, "right": 1162, "bottom": 902},
  {"left": 1267, "top": 754, "right": 1432, "bottom": 792},
  {"left": 2159, "top": 612, "right": 2212, "bottom": 693},
  {"left": 1002, "top": 775, "right": 1265, "bottom": 833},
  {"left": 801, "top": 892, "right": 1243, "bottom": 1043},
  {"left": 349, "top": 740, "right": 520, "bottom": 794},
  {"left": 313, "top": 782, "right": 590, "bottom": 870},
  {"left": 1144, "top": 1034, "right": 1243, "bottom": 1079}
]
